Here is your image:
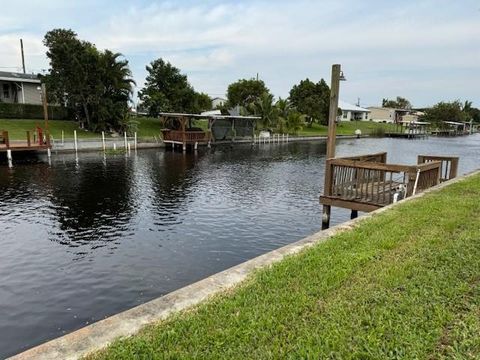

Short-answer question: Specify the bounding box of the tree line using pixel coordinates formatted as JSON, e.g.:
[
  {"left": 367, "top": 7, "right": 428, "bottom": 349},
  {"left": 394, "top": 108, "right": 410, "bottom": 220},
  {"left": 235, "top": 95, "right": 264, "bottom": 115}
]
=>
[{"left": 41, "top": 28, "right": 479, "bottom": 134}]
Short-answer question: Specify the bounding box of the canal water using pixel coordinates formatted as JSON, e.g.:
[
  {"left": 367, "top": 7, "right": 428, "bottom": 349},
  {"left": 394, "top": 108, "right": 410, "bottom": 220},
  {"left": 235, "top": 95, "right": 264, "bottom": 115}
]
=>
[{"left": 0, "top": 135, "right": 479, "bottom": 357}]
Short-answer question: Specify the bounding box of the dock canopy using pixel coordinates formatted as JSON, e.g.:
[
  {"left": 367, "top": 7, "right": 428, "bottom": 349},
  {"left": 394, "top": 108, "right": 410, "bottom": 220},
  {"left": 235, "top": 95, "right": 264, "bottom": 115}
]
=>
[
  {"left": 160, "top": 112, "right": 261, "bottom": 141},
  {"left": 159, "top": 112, "right": 261, "bottom": 144}
]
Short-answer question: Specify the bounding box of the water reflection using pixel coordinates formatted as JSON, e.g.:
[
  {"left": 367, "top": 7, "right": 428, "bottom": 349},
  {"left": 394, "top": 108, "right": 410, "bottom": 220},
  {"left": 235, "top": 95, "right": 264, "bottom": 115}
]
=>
[
  {"left": 47, "top": 157, "right": 136, "bottom": 248},
  {"left": 0, "top": 135, "right": 479, "bottom": 358}
]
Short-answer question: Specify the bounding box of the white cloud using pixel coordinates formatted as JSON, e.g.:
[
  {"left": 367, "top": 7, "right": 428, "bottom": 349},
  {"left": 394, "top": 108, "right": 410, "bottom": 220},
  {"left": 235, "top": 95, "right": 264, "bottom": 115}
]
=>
[{"left": 0, "top": 0, "right": 479, "bottom": 106}]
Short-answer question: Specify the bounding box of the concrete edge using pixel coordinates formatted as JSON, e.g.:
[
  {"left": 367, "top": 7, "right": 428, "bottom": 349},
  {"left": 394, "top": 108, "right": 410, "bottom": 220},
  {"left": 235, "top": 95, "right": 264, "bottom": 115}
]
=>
[
  {"left": 50, "top": 134, "right": 362, "bottom": 154},
  {"left": 10, "top": 169, "right": 480, "bottom": 360}
]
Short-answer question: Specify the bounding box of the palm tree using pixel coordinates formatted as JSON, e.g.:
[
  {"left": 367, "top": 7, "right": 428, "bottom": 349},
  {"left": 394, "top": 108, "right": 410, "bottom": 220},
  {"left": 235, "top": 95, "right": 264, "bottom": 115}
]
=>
[
  {"left": 285, "top": 111, "right": 305, "bottom": 135},
  {"left": 253, "top": 92, "right": 277, "bottom": 129},
  {"left": 98, "top": 51, "right": 136, "bottom": 131},
  {"left": 275, "top": 97, "right": 291, "bottom": 133}
]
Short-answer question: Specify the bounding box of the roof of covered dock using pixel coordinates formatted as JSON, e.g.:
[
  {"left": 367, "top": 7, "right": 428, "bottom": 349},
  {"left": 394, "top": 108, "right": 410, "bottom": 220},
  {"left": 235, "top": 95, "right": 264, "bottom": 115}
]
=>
[{"left": 158, "top": 112, "right": 261, "bottom": 120}]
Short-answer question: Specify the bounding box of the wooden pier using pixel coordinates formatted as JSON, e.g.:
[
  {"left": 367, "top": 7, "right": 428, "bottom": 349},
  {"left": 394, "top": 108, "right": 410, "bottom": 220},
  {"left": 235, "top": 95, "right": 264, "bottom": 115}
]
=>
[
  {"left": 320, "top": 152, "right": 458, "bottom": 227},
  {"left": 385, "top": 121, "right": 430, "bottom": 139},
  {"left": 0, "top": 128, "right": 51, "bottom": 158}
]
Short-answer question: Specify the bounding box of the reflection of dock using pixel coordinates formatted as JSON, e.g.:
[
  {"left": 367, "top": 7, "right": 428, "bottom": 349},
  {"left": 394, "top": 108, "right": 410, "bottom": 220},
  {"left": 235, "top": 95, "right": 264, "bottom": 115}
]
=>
[{"left": 385, "top": 132, "right": 427, "bottom": 139}]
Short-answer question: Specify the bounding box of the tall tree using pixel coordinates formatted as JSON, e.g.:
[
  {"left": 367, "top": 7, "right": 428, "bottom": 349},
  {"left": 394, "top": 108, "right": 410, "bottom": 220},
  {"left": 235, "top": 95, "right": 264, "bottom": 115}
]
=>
[
  {"left": 97, "top": 50, "right": 136, "bottom": 131},
  {"left": 382, "top": 96, "right": 412, "bottom": 109},
  {"left": 139, "top": 58, "right": 208, "bottom": 116},
  {"left": 289, "top": 78, "right": 330, "bottom": 125},
  {"left": 193, "top": 92, "right": 212, "bottom": 113},
  {"left": 42, "top": 29, "right": 134, "bottom": 131},
  {"left": 226, "top": 79, "right": 270, "bottom": 108}
]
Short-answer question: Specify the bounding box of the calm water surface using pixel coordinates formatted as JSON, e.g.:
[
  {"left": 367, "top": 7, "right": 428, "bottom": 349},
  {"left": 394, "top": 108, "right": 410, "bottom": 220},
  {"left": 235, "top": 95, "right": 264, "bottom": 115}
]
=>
[{"left": 0, "top": 135, "right": 479, "bottom": 357}]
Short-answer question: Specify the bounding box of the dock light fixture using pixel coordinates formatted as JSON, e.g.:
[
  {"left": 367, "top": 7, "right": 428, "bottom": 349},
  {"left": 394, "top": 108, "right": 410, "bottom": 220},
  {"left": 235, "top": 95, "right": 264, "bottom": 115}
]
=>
[{"left": 339, "top": 71, "right": 347, "bottom": 81}]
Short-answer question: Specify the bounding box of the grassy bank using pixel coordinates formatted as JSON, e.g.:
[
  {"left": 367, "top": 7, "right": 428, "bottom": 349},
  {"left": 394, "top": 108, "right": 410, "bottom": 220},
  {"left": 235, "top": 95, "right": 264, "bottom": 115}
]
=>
[
  {"left": 88, "top": 173, "right": 480, "bottom": 359},
  {"left": 297, "top": 120, "right": 395, "bottom": 136},
  {"left": 1, "top": 118, "right": 393, "bottom": 141},
  {"left": 0, "top": 118, "right": 164, "bottom": 140}
]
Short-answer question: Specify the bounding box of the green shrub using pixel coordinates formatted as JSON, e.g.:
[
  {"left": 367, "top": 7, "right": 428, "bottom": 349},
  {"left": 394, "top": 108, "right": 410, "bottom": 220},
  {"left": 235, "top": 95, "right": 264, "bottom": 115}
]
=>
[
  {"left": 369, "top": 126, "right": 386, "bottom": 137},
  {"left": 0, "top": 102, "right": 69, "bottom": 120}
]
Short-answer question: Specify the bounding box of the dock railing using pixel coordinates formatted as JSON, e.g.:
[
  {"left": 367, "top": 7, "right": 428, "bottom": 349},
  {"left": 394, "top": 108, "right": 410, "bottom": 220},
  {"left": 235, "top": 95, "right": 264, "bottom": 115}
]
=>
[
  {"left": 417, "top": 155, "right": 458, "bottom": 182},
  {"left": 1, "top": 130, "right": 10, "bottom": 148},
  {"left": 321, "top": 154, "right": 442, "bottom": 212},
  {"left": 0, "top": 128, "right": 50, "bottom": 150},
  {"left": 161, "top": 129, "right": 211, "bottom": 143}
]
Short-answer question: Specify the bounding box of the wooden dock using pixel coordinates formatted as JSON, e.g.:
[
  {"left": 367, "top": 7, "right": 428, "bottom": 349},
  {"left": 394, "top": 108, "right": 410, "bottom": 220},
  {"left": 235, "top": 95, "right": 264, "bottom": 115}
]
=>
[
  {"left": 320, "top": 152, "right": 458, "bottom": 225},
  {"left": 385, "top": 121, "right": 429, "bottom": 139},
  {"left": 0, "top": 129, "right": 51, "bottom": 157}
]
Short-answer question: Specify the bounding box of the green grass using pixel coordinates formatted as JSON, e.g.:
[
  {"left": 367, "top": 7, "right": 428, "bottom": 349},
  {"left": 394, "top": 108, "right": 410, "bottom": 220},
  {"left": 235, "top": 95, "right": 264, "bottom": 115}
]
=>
[
  {"left": 1, "top": 118, "right": 396, "bottom": 141},
  {"left": 0, "top": 117, "right": 164, "bottom": 140},
  {"left": 297, "top": 121, "right": 396, "bottom": 136},
  {"left": 88, "top": 174, "right": 480, "bottom": 359},
  {"left": 0, "top": 119, "right": 93, "bottom": 139}
]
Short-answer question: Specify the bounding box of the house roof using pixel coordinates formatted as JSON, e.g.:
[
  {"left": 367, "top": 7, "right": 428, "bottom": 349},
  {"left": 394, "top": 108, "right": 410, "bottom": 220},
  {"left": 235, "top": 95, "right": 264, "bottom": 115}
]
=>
[
  {"left": 367, "top": 106, "right": 410, "bottom": 112},
  {"left": 211, "top": 97, "right": 226, "bottom": 101},
  {"left": 338, "top": 100, "right": 369, "bottom": 112},
  {"left": 0, "top": 71, "right": 41, "bottom": 84}
]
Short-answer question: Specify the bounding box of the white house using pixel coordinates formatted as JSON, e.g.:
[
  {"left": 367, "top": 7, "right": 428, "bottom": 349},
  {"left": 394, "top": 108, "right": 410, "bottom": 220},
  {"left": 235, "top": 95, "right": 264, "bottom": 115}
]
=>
[
  {"left": 338, "top": 100, "right": 370, "bottom": 121},
  {"left": 211, "top": 97, "right": 227, "bottom": 109},
  {"left": 0, "top": 71, "right": 42, "bottom": 105}
]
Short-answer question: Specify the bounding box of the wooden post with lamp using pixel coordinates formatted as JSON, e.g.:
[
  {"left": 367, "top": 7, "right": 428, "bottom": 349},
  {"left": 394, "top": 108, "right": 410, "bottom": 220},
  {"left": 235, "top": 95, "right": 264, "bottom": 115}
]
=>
[{"left": 321, "top": 64, "right": 346, "bottom": 230}]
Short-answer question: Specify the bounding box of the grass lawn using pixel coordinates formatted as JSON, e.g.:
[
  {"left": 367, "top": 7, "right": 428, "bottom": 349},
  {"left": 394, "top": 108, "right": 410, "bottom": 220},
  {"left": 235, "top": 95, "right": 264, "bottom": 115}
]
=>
[
  {"left": 1, "top": 118, "right": 396, "bottom": 141},
  {"left": 88, "top": 173, "right": 480, "bottom": 359},
  {"left": 0, "top": 118, "right": 164, "bottom": 140},
  {"left": 297, "top": 121, "right": 396, "bottom": 136}
]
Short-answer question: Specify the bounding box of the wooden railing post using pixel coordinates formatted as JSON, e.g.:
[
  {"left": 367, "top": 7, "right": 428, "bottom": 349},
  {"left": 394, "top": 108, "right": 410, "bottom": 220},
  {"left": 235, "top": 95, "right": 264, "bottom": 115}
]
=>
[
  {"left": 450, "top": 158, "right": 459, "bottom": 179},
  {"left": 26, "top": 131, "right": 31, "bottom": 147},
  {"left": 4, "top": 131, "right": 10, "bottom": 149},
  {"left": 321, "top": 159, "right": 334, "bottom": 230}
]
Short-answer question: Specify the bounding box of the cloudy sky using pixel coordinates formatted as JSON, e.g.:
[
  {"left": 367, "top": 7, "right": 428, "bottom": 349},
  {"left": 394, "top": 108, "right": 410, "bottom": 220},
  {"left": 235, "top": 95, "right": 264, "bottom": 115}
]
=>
[{"left": 1, "top": 0, "right": 479, "bottom": 107}]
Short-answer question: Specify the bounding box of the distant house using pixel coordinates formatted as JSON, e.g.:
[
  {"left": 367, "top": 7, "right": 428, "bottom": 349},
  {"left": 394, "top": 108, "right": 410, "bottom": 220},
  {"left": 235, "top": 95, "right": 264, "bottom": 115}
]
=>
[
  {"left": 338, "top": 100, "right": 370, "bottom": 121},
  {"left": 211, "top": 97, "right": 227, "bottom": 109},
  {"left": 0, "top": 71, "right": 42, "bottom": 105},
  {"left": 367, "top": 107, "right": 411, "bottom": 123},
  {"left": 402, "top": 111, "right": 425, "bottom": 123}
]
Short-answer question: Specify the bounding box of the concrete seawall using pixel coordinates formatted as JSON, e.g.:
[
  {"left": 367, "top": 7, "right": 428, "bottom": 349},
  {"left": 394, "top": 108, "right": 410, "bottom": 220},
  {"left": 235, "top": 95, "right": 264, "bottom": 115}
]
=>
[
  {"left": 11, "top": 169, "right": 478, "bottom": 360},
  {"left": 48, "top": 134, "right": 365, "bottom": 154}
]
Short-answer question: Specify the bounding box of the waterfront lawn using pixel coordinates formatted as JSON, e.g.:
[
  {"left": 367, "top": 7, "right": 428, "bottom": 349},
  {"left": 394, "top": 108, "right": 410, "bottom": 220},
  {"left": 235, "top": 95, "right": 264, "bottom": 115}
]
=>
[
  {"left": 1, "top": 118, "right": 392, "bottom": 141},
  {"left": 0, "top": 118, "right": 164, "bottom": 140},
  {"left": 0, "top": 119, "right": 93, "bottom": 140},
  {"left": 89, "top": 174, "right": 480, "bottom": 359},
  {"left": 297, "top": 120, "right": 395, "bottom": 136}
]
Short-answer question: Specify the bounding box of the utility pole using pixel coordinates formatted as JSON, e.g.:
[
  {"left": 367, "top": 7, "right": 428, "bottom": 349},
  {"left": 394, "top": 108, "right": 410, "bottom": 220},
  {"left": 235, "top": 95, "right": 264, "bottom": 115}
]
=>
[
  {"left": 20, "top": 39, "right": 26, "bottom": 74},
  {"left": 41, "top": 83, "right": 50, "bottom": 146},
  {"left": 357, "top": 97, "right": 360, "bottom": 107},
  {"left": 322, "top": 64, "right": 343, "bottom": 230}
]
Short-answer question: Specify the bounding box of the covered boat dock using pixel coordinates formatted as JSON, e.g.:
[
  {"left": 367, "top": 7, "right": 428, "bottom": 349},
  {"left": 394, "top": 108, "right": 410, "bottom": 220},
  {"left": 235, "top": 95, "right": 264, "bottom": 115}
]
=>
[{"left": 159, "top": 112, "right": 260, "bottom": 151}]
